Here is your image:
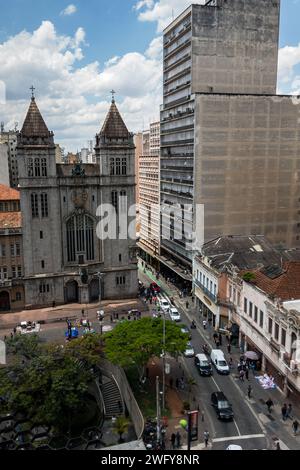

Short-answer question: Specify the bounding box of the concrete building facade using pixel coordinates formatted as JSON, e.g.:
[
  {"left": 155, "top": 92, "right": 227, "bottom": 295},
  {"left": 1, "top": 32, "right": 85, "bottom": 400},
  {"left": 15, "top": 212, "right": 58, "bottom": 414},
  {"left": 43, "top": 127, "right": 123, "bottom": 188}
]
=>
[
  {"left": 17, "top": 95, "right": 138, "bottom": 308},
  {"left": 160, "top": 0, "right": 300, "bottom": 274},
  {"left": 0, "top": 144, "right": 10, "bottom": 186},
  {"left": 0, "top": 128, "right": 19, "bottom": 188}
]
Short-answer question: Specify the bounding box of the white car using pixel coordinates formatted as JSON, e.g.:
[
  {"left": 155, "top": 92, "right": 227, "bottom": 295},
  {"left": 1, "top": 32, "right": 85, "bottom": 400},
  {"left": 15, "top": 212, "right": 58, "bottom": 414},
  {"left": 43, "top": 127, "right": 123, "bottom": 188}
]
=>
[
  {"left": 226, "top": 445, "right": 242, "bottom": 450},
  {"left": 184, "top": 342, "right": 195, "bottom": 357},
  {"left": 159, "top": 299, "right": 170, "bottom": 313},
  {"left": 169, "top": 307, "right": 181, "bottom": 322}
]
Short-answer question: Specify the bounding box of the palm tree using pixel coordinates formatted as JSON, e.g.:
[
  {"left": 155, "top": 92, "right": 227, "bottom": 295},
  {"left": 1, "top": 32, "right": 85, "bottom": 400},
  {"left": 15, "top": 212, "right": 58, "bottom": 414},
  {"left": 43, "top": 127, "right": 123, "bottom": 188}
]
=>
[{"left": 113, "top": 416, "right": 129, "bottom": 443}]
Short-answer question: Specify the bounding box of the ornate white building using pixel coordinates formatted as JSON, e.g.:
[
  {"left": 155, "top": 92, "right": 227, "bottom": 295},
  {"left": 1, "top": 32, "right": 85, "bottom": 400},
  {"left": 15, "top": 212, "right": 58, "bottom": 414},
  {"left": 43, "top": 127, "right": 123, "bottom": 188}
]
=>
[{"left": 17, "top": 94, "right": 138, "bottom": 307}]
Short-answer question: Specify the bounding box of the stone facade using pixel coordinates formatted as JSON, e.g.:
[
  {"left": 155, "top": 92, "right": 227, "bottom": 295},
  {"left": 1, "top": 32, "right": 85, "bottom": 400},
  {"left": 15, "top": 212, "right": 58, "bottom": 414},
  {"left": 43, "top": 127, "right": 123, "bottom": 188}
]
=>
[{"left": 17, "top": 96, "right": 138, "bottom": 308}]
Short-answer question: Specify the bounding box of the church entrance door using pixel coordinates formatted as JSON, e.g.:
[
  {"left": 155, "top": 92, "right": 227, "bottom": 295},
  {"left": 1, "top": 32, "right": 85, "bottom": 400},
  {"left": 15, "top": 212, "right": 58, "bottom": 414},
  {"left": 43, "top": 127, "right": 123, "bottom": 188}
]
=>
[
  {"left": 0, "top": 291, "right": 10, "bottom": 311},
  {"left": 66, "top": 281, "right": 79, "bottom": 303},
  {"left": 89, "top": 279, "right": 99, "bottom": 302}
]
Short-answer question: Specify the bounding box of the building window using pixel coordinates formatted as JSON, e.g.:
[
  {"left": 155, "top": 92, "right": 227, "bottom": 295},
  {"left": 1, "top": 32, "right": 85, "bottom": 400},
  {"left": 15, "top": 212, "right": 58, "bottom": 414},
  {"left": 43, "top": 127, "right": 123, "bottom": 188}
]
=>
[
  {"left": 28, "top": 158, "right": 33, "bottom": 177},
  {"left": 254, "top": 306, "right": 258, "bottom": 323},
  {"left": 16, "top": 292, "right": 21, "bottom": 301},
  {"left": 12, "top": 266, "right": 16, "bottom": 278},
  {"left": 41, "top": 158, "right": 47, "bottom": 177},
  {"left": 40, "top": 231, "right": 43, "bottom": 239},
  {"left": 116, "top": 158, "right": 121, "bottom": 176},
  {"left": 281, "top": 328, "right": 286, "bottom": 347},
  {"left": 31, "top": 194, "right": 39, "bottom": 218},
  {"left": 275, "top": 323, "right": 279, "bottom": 341},
  {"left": 39, "top": 283, "right": 50, "bottom": 293},
  {"left": 111, "top": 191, "right": 118, "bottom": 213},
  {"left": 41, "top": 193, "right": 48, "bottom": 218},
  {"left": 122, "top": 158, "right": 127, "bottom": 175},
  {"left": 116, "top": 275, "right": 126, "bottom": 286},
  {"left": 268, "top": 317, "right": 273, "bottom": 335},
  {"left": 110, "top": 158, "right": 115, "bottom": 175},
  {"left": 10, "top": 244, "right": 15, "bottom": 256},
  {"left": 17, "top": 266, "right": 22, "bottom": 277},
  {"left": 66, "top": 214, "right": 95, "bottom": 263},
  {"left": 41, "top": 260, "right": 45, "bottom": 269},
  {"left": 244, "top": 298, "right": 248, "bottom": 314},
  {"left": 34, "top": 158, "right": 41, "bottom": 177},
  {"left": 259, "top": 310, "right": 264, "bottom": 328},
  {"left": 0, "top": 244, "right": 5, "bottom": 258},
  {"left": 16, "top": 243, "right": 20, "bottom": 256},
  {"left": 0, "top": 267, "right": 8, "bottom": 280},
  {"left": 119, "top": 254, "right": 122, "bottom": 262},
  {"left": 249, "top": 302, "right": 253, "bottom": 318}
]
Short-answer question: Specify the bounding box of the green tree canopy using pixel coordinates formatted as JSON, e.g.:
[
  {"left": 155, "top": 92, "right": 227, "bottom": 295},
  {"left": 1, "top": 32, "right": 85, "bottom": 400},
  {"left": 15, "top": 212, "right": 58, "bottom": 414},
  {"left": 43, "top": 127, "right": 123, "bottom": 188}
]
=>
[{"left": 103, "top": 317, "right": 188, "bottom": 375}]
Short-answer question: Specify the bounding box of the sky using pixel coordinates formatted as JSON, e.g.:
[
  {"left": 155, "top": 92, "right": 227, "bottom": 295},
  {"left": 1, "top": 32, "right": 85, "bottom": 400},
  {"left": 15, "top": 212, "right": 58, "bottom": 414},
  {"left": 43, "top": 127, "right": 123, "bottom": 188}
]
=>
[{"left": 0, "top": 0, "right": 300, "bottom": 152}]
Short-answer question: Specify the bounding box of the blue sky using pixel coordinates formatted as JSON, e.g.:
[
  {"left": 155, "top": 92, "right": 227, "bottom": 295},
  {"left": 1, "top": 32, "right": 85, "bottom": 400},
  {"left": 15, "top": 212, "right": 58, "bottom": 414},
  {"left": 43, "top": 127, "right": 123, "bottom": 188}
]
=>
[{"left": 0, "top": 0, "right": 299, "bottom": 150}]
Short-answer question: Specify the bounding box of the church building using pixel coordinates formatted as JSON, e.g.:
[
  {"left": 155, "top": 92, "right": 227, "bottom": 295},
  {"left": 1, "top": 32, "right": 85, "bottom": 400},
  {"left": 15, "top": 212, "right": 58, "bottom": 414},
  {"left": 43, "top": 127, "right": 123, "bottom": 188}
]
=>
[{"left": 17, "top": 92, "right": 138, "bottom": 307}]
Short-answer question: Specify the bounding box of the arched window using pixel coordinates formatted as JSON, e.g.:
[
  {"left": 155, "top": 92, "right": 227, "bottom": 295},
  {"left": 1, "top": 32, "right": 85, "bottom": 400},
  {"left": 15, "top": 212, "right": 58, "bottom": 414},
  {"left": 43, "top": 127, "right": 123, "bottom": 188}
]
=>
[
  {"left": 28, "top": 158, "right": 33, "bottom": 177},
  {"left": 41, "top": 158, "right": 47, "bottom": 177},
  {"left": 34, "top": 158, "right": 40, "bottom": 177},
  {"left": 67, "top": 214, "right": 95, "bottom": 263}
]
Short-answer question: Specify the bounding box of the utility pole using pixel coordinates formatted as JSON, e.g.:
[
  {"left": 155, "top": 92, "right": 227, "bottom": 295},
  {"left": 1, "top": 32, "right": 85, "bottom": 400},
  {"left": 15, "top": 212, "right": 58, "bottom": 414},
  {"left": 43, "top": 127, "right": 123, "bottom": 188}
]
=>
[
  {"left": 162, "top": 313, "right": 166, "bottom": 411},
  {"left": 156, "top": 376, "right": 161, "bottom": 446},
  {"left": 187, "top": 412, "right": 192, "bottom": 451},
  {"left": 97, "top": 272, "right": 104, "bottom": 334}
]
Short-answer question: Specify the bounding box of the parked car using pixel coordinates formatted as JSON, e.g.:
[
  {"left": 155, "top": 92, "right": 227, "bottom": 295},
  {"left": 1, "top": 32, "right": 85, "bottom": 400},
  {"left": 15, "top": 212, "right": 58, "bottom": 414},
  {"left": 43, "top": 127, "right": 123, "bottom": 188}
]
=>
[
  {"left": 184, "top": 342, "right": 195, "bottom": 357},
  {"left": 210, "top": 349, "right": 230, "bottom": 374},
  {"left": 169, "top": 307, "right": 181, "bottom": 322},
  {"left": 194, "top": 353, "right": 213, "bottom": 376},
  {"left": 226, "top": 445, "right": 242, "bottom": 450},
  {"left": 159, "top": 298, "right": 170, "bottom": 313},
  {"left": 211, "top": 391, "right": 234, "bottom": 421},
  {"left": 179, "top": 324, "right": 192, "bottom": 340}
]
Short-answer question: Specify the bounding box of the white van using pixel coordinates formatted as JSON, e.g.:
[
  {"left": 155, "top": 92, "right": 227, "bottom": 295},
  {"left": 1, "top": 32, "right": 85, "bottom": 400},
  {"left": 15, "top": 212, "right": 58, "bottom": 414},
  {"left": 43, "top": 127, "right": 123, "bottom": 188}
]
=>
[{"left": 210, "top": 349, "right": 230, "bottom": 375}]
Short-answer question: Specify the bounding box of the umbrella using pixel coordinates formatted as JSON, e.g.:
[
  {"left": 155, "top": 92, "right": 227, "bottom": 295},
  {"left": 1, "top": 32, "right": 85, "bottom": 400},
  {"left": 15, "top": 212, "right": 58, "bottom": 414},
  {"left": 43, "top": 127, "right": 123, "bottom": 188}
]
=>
[{"left": 244, "top": 351, "right": 259, "bottom": 361}]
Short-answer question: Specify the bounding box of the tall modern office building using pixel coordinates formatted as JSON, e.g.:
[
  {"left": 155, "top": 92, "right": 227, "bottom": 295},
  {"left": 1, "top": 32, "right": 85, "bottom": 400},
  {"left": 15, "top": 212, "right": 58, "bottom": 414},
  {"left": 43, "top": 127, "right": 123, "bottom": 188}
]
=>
[{"left": 160, "top": 0, "right": 300, "bottom": 273}]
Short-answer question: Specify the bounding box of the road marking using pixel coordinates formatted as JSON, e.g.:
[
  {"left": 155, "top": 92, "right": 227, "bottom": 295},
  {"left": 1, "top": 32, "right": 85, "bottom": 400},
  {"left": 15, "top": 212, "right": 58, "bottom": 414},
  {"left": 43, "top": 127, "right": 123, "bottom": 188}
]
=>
[
  {"left": 233, "top": 419, "right": 242, "bottom": 436},
  {"left": 212, "top": 434, "right": 265, "bottom": 443}
]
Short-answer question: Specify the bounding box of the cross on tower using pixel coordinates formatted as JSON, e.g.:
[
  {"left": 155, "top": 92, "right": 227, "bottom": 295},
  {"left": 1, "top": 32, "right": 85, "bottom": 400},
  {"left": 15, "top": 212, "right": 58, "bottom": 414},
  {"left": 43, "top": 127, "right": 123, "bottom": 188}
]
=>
[
  {"left": 110, "top": 89, "right": 116, "bottom": 103},
  {"left": 30, "top": 86, "right": 35, "bottom": 99}
]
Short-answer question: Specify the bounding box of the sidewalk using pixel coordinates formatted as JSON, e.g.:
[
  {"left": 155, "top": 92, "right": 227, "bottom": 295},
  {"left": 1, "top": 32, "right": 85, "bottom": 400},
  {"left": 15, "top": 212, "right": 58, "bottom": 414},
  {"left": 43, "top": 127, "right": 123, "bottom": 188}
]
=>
[{"left": 140, "top": 263, "right": 300, "bottom": 450}]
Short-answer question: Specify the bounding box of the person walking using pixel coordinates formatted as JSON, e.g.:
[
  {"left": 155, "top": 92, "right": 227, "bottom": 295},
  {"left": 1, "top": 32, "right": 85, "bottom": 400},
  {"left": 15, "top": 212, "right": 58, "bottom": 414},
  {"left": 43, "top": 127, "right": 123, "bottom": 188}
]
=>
[
  {"left": 186, "top": 301, "right": 189, "bottom": 309},
  {"left": 229, "top": 357, "right": 233, "bottom": 369},
  {"left": 204, "top": 430, "right": 210, "bottom": 448},
  {"left": 281, "top": 404, "right": 288, "bottom": 421},
  {"left": 218, "top": 333, "right": 222, "bottom": 346},
  {"left": 227, "top": 343, "right": 231, "bottom": 354},
  {"left": 292, "top": 419, "right": 299, "bottom": 436},
  {"left": 239, "top": 369, "right": 245, "bottom": 382},
  {"left": 275, "top": 441, "right": 281, "bottom": 450},
  {"left": 245, "top": 367, "right": 249, "bottom": 381},
  {"left": 216, "top": 339, "right": 220, "bottom": 348},
  {"left": 175, "top": 431, "right": 181, "bottom": 449},
  {"left": 171, "top": 433, "right": 176, "bottom": 450},
  {"left": 266, "top": 398, "right": 274, "bottom": 414},
  {"left": 247, "top": 385, "right": 252, "bottom": 399},
  {"left": 202, "top": 319, "right": 207, "bottom": 329}
]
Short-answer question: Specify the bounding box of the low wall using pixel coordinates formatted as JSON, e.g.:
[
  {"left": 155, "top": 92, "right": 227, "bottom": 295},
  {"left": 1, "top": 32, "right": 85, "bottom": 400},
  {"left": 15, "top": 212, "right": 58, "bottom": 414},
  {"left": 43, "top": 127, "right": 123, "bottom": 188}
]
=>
[{"left": 100, "top": 359, "right": 144, "bottom": 439}]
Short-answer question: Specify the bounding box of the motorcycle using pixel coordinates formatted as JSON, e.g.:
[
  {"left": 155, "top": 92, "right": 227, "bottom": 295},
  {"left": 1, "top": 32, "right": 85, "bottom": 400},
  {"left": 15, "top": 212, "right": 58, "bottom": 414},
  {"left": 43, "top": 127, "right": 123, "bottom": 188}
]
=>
[
  {"left": 190, "top": 321, "right": 196, "bottom": 329},
  {"left": 202, "top": 344, "right": 209, "bottom": 355}
]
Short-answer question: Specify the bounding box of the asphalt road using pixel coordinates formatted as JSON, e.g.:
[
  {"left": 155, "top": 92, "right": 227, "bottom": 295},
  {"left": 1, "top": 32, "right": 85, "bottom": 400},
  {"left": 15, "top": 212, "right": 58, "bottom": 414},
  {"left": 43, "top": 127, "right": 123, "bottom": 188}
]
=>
[{"left": 138, "top": 268, "right": 270, "bottom": 450}]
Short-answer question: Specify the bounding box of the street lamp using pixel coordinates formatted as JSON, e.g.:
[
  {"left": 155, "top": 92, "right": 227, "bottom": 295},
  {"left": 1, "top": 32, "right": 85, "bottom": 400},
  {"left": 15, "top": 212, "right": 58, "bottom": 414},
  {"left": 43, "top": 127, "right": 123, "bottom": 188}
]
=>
[
  {"left": 96, "top": 272, "right": 105, "bottom": 334},
  {"left": 162, "top": 312, "right": 166, "bottom": 412}
]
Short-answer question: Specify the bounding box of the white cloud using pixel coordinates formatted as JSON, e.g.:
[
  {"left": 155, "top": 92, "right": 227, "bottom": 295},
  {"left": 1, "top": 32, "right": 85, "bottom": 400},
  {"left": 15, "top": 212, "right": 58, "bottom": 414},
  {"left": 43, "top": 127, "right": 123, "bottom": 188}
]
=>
[
  {"left": 135, "top": 0, "right": 206, "bottom": 32},
  {"left": 278, "top": 43, "right": 300, "bottom": 88},
  {"left": 60, "top": 4, "right": 77, "bottom": 16},
  {"left": 0, "top": 21, "right": 162, "bottom": 151}
]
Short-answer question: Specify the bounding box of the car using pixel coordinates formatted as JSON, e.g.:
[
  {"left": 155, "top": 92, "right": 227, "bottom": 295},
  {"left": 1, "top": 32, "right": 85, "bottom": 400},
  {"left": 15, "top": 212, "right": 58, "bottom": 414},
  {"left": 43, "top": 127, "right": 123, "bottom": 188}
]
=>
[
  {"left": 211, "top": 391, "right": 234, "bottom": 421},
  {"left": 150, "top": 282, "right": 160, "bottom": 294},
  {"left": 159, "top": 298, "right": 170, "bottom": 313},
  {"left": 184, "top": 342, "right": 195, "bottom": 357},
  {"left": 210, "top": 349, "right": 230, "bottom": 374},
  {"left": 226, "top": 445, "right": 242, "bottom": 450},
  {"left": 169, "top": 307, "right": 181, "bottom": 322},
  {"left": 179, "top": 324, "right": 192, "bottom": 340},
  {"left": 194, "top": 353, "right": 213, "bottom": 376}
]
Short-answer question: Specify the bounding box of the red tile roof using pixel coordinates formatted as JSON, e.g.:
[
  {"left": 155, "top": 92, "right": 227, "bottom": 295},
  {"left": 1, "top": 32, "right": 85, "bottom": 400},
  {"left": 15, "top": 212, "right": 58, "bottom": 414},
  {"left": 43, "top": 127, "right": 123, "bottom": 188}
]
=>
[
  {"left": 241, "top": 262, "right": 300, "bottom": 301},
  {"left": 0, "top": 185, "right": 20, "bottom": 201},
  {"left": 0, "top": 212, "right": 21, "bottom": 229}
]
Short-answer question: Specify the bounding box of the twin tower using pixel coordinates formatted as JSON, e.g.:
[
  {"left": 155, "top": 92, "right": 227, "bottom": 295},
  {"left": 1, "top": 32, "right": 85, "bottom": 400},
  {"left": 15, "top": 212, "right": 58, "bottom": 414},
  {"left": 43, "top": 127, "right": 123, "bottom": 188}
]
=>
[{"left": 17, "top": 95, "right": 138, "bottom": 307}]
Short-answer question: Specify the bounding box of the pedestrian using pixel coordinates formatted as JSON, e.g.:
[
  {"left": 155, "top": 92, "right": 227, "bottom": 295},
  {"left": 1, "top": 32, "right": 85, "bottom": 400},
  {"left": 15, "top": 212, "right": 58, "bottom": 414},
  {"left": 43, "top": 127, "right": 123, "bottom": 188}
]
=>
[
  {"left": 169, "top": 378, "right": 173, "bottom": 389},
  {"left": 292, "top": 419, "right": 299, "bottom": 436},
  {"left": 175, "top": 431, "right": 181, "bottom": 449},
  {"left": 203, "top": 319, "right": 207, "bottom": 329},
  {"left": 245, "top": 367, "right": 249, "bottom": 381},
  {"left": 227, "top": 343, "right": 231, "bottom": 354},
  {"left": 186, "top": 301, "right": 189, "bottom": 309},
  {"left": 116, "top": 312, "right": 119, "bottom": 320},
  {"left": 287, "top": 403, "right": 292, "bottom": 419},
  {"left": 171, "top": 433, "right": 176, "bottom": 450},
  {"left": 110, "top": 314, "right": 113, "bottom": 323},
  {"left": 216, "top": 339, "right": 220, "bottom": 348},
  {"left": 175, "top": 378, "right": 179, "bottom": 389},
  {"left": 229, "top": 357, "right": 233, "bottom": 368},
  {"left": 275, "top": 441, "right": 281, "bottom": 450},
  {"left": 128, "top": 314, "right": 131, "bottom": 320},
  {"left": 281, "top": 404, "right": 288, "bottom": 421},
  {"left": 239, "top": 369, "right": 245, "bottom": 382},
  {"left": 204, "top": 430, "right": 210, "bottom": 448},
  {"left": 247, "top": 385, "right": 252, "bottom": 399},
  {"left": 218, "top": 333, "right": 222, "bottom": 346},
  {"left": 10, "top": 332, "right": 13, "bottom": 339},
  {"left": 81, "top": 309, "right": 85, "bottom": 317},
  {"left": 13, "top": 327, "right": 16, "bottom": 335},
  {"left": 52, "top": 300, "right": 56, "bottom": 308},
  {"left": 266, "top": 398, "right": 274, "bottom": 414}
]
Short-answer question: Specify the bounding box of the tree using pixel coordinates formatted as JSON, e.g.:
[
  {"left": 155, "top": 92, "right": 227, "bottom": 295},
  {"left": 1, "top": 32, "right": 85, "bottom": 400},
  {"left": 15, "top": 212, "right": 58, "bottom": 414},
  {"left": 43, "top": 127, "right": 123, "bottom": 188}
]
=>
[
  {"left": 103, "top": 317, "right": 188, "bottom": 379},
  {"left": 6, "top": 333, "right": 41, "bottom": 360},
  {"left": 113, "top": 416, "right": 129, "bottom": 443},
  {"left": 0, "top": 335, "right": 102, "bottom": 433}
]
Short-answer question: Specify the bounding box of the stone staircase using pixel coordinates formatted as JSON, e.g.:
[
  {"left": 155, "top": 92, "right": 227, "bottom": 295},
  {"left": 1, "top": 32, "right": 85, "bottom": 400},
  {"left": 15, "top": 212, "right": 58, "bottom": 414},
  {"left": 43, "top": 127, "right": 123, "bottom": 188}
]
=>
[{"left": 100, "top": 376, "right": 124, "bottom": 418}]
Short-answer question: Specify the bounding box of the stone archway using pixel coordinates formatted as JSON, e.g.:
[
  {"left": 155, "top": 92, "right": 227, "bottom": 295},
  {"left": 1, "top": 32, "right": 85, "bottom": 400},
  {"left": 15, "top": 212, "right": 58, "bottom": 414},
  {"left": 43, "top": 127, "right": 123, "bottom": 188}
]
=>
[
  {"left": 89, "top": 279, "right": 99, "bottom": 302},
  {"left": 65, "top": 280, "right": 79, "bottom": 303},
  {"left": 0, "top": 291, "right": 10, "bottom": 311}
]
